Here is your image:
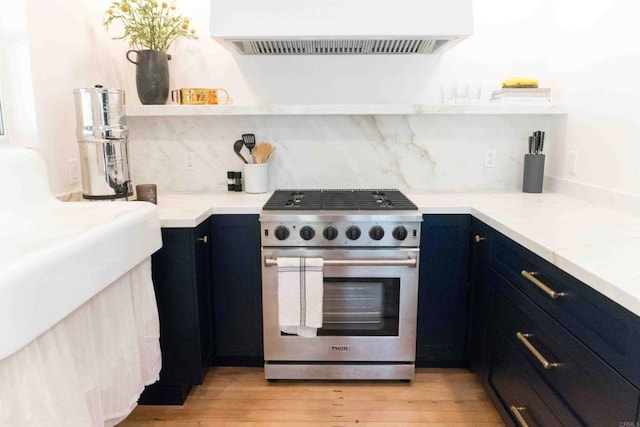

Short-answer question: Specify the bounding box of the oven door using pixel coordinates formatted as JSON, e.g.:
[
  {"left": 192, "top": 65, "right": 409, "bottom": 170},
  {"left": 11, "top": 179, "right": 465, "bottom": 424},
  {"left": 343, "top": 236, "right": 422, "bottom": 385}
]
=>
[{"left": 262, "top": 247, "right": 419, "bottom": 362}]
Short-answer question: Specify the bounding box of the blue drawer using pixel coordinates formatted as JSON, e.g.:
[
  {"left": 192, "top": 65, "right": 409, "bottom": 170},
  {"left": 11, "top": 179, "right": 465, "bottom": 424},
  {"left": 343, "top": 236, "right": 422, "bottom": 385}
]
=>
[
  {"left": 491, "top": 231, "right": 640, "bottom": 388},
  {"left": 492, "top": 269, "right": 640, "bottom": 425},
  {"left": 488, "top": 327, "right": 579, "bottom": 426}
]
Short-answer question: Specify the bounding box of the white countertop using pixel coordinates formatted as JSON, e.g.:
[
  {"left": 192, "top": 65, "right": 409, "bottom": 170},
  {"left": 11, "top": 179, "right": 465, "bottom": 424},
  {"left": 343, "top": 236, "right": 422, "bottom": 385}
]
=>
[{"left": 155, "top": 191, "right": 640, "bottom": 317}]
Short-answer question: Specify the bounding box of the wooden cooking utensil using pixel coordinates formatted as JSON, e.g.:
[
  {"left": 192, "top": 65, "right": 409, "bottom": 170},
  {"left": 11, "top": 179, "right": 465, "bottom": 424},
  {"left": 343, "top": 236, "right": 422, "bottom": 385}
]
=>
[{"left": 252, "top": 141, "right": 276, "bottom": 164}]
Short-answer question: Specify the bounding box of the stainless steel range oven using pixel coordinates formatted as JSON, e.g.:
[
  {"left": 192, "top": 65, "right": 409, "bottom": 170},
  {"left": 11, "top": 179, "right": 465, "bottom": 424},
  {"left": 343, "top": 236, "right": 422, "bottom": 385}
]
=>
[{"left": 260, "top": 189, "right": 422, "bottom": 380}]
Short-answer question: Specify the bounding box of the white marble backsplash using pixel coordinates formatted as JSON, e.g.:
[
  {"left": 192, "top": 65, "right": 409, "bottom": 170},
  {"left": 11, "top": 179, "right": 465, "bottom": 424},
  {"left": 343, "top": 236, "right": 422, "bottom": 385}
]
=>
[{"left": 128, "top": 114, "right": 565, "bottom": 193}]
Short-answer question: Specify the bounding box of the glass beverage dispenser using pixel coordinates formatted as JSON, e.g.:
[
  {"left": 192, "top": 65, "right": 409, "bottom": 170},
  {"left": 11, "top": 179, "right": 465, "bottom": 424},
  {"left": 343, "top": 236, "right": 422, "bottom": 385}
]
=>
[{"left": 73, "top": 85, "right": 133, "bottom": 200}]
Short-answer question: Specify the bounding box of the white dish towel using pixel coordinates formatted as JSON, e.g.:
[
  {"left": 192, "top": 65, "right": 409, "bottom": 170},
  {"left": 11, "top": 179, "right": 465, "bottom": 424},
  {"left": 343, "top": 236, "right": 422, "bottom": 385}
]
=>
[{"left": 277, "top": 257, "right": 324, "bottom": 337}]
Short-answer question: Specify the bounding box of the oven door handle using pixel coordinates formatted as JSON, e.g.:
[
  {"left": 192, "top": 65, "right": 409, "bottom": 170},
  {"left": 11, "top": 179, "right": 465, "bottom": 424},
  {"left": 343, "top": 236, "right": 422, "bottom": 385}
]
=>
[{"left": 264, "top": 257, "right": 417, "bottom": 267}]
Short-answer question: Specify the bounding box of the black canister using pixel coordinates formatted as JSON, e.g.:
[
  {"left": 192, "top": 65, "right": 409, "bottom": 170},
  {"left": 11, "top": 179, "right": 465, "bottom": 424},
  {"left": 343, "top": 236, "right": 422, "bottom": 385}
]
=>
[
  {"left": 234, "top": 172, "right": 243, "bottom": 192},
  {"left": 522, "top": 154, "right": 545, "bottom": 193},
  {"left": 227, "top": 171, "right": 235, "bottom": 191}
]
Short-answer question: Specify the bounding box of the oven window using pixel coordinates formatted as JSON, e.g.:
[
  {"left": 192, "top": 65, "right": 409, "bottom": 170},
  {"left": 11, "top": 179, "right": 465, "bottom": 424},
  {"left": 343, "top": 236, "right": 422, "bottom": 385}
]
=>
[{"left": 319, "top": 277, "right": 400, "bottom": 336}]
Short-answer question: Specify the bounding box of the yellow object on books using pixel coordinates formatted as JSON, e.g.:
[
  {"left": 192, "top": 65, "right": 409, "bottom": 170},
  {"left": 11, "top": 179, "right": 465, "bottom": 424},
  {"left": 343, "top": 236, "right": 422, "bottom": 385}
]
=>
[{"left": 502, "top": 77, "right": 539, "bottom": 88}]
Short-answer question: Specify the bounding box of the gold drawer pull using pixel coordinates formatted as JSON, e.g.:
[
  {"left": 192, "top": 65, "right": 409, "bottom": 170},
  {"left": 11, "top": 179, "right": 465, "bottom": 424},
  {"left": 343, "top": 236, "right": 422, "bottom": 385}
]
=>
[
  {"left": 474, "top": 235, "right": 486, "bottom": 243},
  {"left": 521, "top": 270, "right": 566, "bottom": 299},
  {"left": 516, "top": 332, "right": 560, "bottom": 369},
  {"left": 510, "top": 405, "right": 529, "bottom": 427},
  {"left": 198, "top": 235, "right": 208, "bottom": 243}
]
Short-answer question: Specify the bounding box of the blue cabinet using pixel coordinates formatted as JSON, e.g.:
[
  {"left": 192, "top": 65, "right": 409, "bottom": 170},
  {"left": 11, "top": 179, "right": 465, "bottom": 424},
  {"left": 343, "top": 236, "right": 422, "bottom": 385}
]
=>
[
  {"left": 491, "top": 231, "right": 640, "bottom": 387},
  {"left": 465, "top": 218, "right": 492, "bottom": 379},
  {"left": 481, "top": 222, "right": 640, "bottom": 426},
  {"left": 416, "top": 214, "right": 470, "bottom": 366},
  {"left": 141, "top": 214, "right": 263, "bottom": 406},
  {"left": 139, "top": 220, "right": 213, "bottom": 405},
  {"left": 211, "top": 214, "right": 263, "bottom": 365},
  {"left": 491, "top": 268, "right": 639, "bottom": 425}
]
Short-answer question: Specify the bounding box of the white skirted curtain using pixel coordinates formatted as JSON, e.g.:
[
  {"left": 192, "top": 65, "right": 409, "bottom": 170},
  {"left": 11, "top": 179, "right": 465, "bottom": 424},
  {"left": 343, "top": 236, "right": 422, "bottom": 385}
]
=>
[{"left": 0, "top": 257, "right": 161, "bottom": 426}]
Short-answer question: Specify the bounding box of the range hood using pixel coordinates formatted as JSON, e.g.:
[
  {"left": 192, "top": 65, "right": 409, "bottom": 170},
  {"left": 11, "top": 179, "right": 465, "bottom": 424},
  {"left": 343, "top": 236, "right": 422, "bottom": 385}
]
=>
[{"left": 210, "top": 0, "right": 473, "bottom": 55}]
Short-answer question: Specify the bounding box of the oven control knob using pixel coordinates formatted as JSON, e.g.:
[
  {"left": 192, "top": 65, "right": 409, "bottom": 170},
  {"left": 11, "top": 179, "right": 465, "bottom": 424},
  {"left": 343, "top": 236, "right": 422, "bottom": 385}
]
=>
[
  {"left": 392, "top": 226, "right": 408, "bottom": 241},
  {"left": 299, "top": 226, "right": 316, "bottom": 241},
  {"left": 274, "top": 226, "right": 290, "bottom": 240},
  {"left": 369, "top": 226, "right": 385, "bottom": 240},
  {"left": 345, "top": 226, "right": 361, "bottom": 240},
  {"left": 323, "top": 226, "right": 338, "bottom": 240}
]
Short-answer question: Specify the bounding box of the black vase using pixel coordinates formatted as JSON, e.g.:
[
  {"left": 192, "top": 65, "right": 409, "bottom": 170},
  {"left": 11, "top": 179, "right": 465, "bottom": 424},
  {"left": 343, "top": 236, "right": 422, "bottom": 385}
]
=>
[{"left": 126, "top": 49, "right": 171, "bottom": 105}]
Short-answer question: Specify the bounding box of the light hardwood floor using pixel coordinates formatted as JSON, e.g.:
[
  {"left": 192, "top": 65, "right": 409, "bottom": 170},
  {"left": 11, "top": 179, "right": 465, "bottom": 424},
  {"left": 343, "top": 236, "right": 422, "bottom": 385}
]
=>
[{"left": 120, "top": 367, "right": 503, "bottom": 426}]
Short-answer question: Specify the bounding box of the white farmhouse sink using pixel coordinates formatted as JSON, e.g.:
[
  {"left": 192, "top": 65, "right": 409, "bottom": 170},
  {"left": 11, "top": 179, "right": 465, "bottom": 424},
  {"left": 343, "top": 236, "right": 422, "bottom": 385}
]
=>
[{"left": 0, "top": 147, "right": 162, "bottom": 359}]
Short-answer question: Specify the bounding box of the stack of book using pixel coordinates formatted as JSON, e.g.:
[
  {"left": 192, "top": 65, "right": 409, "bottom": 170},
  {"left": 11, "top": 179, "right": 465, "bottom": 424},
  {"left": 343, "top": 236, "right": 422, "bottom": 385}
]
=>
[{"left": 490, "top": 87, "right": 551, "bottom": 104}]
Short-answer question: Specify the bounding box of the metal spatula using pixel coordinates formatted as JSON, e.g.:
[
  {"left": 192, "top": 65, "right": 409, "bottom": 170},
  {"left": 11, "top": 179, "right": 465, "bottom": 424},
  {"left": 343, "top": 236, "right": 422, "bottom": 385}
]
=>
[{"left": 242, "top": 134, "right": 256, "bottom": 154}]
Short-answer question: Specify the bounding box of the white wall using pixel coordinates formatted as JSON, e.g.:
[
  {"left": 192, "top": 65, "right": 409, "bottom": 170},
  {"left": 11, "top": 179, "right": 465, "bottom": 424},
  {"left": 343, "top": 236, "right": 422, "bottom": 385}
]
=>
[
  {"left": 4, "top": 0, "right": 639, "bottom": 212},
  {"left": 0, "top": 0, "right": 39, "bottom": 149},
  {"left": 541, "top": 1, "right": 640, "bottom": 212}
]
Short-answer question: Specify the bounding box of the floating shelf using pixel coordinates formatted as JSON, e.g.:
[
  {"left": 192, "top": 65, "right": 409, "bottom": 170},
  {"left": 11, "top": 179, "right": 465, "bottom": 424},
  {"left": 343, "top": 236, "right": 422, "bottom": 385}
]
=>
[{"left": 126, "top": 103, "right": 569, "bottom": 117}]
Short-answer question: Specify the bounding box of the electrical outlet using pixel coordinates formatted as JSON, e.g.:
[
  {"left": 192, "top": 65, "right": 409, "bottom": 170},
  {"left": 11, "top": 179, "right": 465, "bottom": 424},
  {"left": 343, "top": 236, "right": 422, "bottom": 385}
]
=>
[
  {"left": 68, "top": 159, "right": 80, "bottom": 185},
  {"left": 484, "top": 149, "right": 496, "bottom": 168},
  {"left": 569, "top": 151, "right": 578, "bottom": 175},
  {"left": 184, "top": 152, "right": 195, "bottom": 170}
]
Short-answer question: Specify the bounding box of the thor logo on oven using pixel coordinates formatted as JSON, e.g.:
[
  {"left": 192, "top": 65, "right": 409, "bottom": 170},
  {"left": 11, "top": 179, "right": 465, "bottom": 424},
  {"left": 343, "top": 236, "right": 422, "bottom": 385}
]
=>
[{"left": 330, "top": 345, "right": 350, "bottom": 352}]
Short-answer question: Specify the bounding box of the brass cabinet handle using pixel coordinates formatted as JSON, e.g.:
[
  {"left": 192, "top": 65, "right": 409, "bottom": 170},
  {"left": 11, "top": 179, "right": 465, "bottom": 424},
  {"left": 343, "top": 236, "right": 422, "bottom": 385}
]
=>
[
  {"left": 474, "top": 235, "right": 486, "bottom": 243},
  {"left": 510, "top": 405, "right": 529, "bottom": 427},
  {"left": 516, "top": 332, "right": 560, "bottom": 369},
  {"left": 521, "top": 270, "right": 566, "bottom": 299},
  {"left": 198, "top": 235, "right": 208, "bottom": 243}
]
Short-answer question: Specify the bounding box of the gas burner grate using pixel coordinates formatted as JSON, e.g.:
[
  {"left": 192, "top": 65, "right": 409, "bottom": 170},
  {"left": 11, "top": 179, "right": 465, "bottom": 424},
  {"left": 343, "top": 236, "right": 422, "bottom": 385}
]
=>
[
  {"left": 262, "top": 190, "right": 322, "bottom": 210},
  {"left": 321, "top": 190, "right": 359, "bottom": 210},
  {"left": 262, "top": 189, "right": 418, "bottom": 211}
]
